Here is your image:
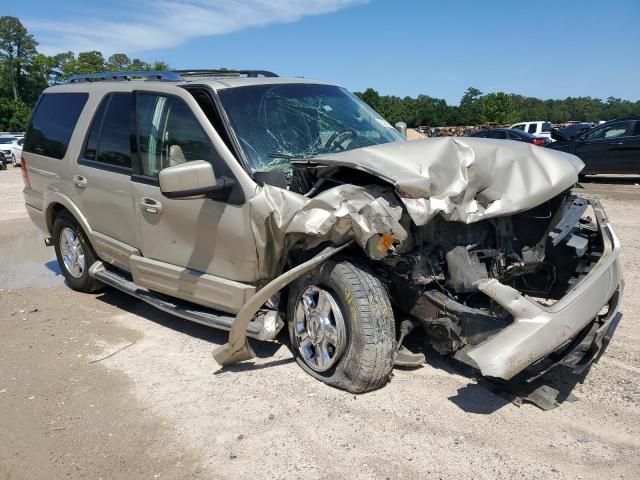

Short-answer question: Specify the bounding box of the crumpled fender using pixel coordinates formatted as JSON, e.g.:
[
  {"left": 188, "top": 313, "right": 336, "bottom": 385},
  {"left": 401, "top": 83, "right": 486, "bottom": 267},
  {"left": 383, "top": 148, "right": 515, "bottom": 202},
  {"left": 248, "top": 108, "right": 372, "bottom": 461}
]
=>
[{"left": 249, "top": 183, "right": 407, "bottom": 280}]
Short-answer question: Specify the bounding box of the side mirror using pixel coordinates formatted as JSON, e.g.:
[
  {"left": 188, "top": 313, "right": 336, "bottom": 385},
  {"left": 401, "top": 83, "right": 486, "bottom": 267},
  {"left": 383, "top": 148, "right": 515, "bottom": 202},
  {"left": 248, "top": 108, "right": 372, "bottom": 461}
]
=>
[
  {"left": 394, "top": 121, "right": 408, "bottom": 138},
  {"left": 159, "top": 160, "right": 234, "bottom": 200}
]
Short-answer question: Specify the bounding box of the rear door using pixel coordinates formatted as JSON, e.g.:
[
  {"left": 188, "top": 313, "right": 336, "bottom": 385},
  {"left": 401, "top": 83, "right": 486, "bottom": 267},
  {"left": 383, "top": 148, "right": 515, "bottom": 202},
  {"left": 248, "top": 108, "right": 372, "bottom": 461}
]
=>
[
  {"left": 74, "top": 93, "right": 138, "bottom": 249},
  {"left": 576, "top": 120, "right": 635, "bottom": 173}
]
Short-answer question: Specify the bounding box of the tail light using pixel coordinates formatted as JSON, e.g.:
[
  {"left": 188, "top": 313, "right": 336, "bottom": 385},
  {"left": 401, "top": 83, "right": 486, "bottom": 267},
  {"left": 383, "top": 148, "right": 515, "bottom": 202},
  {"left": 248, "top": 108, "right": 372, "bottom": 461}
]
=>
[
  {"left": 21, "top": 157, "right": 31, "bottom": 189},
  {"left": 532, "top": 138, "right": 545, "bottom": 146}
]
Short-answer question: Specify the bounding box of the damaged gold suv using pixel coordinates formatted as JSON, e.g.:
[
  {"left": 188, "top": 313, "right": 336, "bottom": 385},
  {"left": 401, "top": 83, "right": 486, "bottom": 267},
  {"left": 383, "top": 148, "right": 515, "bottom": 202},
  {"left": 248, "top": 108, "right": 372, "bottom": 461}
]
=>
[{"left": 22, "top": 70, "right": 623, "bottom": 393}]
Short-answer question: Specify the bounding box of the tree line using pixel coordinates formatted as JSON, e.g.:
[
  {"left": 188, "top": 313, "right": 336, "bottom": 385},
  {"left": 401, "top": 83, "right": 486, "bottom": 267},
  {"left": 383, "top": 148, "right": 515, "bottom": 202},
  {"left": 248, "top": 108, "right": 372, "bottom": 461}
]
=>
[
  {"left": 2, "top": 15, "right": 639, "bottom": 132},
  {"left": 355, "top": 87, "right": 640, "bottom": 128}
]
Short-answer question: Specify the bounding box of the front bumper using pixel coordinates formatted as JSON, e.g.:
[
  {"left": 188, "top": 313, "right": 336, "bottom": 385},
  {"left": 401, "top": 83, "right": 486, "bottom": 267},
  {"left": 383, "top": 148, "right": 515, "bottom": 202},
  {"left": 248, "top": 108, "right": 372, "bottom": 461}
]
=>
[{"left": 465, "top": 198, "right": 623, "bottom": 380}]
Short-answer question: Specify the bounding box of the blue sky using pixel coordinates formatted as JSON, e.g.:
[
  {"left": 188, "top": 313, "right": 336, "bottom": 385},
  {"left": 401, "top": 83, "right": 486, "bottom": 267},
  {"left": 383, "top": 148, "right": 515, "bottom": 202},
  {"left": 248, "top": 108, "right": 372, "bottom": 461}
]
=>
[{"left": 8, "top": 0, "right": 640, "bottom": 104}]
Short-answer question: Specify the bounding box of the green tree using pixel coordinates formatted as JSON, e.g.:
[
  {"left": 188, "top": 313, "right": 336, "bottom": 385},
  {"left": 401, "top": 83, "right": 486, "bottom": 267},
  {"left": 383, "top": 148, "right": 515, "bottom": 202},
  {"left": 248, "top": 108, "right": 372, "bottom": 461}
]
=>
[
  {"left": 106, "top": 53, "right": 131, "bottom": 71},
  {"left": 459, "top": 87, "right": 483, "bottom": 124},
  {"left": 0, "top": 97, "right": 30, "bottom": 131},
  {"left": 0, "top": 16, "right": 38, "bottom": 101},
  {"left": 479, "top": 92, "right": 518, "bottom": 124}
]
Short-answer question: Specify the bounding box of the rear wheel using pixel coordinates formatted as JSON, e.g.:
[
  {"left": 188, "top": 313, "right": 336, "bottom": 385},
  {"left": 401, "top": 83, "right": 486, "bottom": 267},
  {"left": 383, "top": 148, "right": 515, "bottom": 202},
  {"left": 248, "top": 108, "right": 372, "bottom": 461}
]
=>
[
  {"left": 53, "top": 213, "right": 102, "bottom": 292},
  {"left": 288, "top": 259, "right": 396, "bottom": 393}
]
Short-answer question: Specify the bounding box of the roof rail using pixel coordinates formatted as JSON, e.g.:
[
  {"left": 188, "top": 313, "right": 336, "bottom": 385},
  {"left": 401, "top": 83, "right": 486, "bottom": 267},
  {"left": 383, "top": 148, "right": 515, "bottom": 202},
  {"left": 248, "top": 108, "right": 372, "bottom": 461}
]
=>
[
  {"left": 174, "top": 69, "right": 278, "bottom": 78},
  {"left": 66, "top": 71, "right": 183, "bottom": 83}
]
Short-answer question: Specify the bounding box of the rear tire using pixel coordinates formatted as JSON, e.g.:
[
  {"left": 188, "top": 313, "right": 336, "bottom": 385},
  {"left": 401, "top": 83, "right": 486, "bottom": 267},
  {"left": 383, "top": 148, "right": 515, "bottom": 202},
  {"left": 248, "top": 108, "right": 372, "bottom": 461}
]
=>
[
  {"left": 288, "top": 259, "right": 396, "bottom": 393},
  {"left": 53, "top": 213, "right": 102, "bottom": 293}
]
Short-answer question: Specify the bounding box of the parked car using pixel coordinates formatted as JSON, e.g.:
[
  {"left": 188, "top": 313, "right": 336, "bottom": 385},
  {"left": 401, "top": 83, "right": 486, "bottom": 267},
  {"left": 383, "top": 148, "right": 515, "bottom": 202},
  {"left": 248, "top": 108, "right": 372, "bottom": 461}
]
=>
[
  {"left": 469, "top": 128, "right": 551, "bottom": 145},
  {"left": 547, "top": 116, "right": 640, "bottom": 175},
  {"left": 21, "top": 70, "right": 622, "bottom": 394},
  {"left": 0, "top": 135, "right": 18, "bottom": 170},
  {"left": 510, "top": 121, "right": 553, "bottom": 140},
  {"left": 10, "top": 137, "right": 24, "bottom": 166}
]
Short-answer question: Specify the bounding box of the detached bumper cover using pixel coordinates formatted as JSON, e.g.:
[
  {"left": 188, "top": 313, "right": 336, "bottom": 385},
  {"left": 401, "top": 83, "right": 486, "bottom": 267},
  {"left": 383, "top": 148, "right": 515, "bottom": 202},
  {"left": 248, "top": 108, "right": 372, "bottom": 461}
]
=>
[{"left": 466, "top": 198, "right": 622, "bottom": 380}]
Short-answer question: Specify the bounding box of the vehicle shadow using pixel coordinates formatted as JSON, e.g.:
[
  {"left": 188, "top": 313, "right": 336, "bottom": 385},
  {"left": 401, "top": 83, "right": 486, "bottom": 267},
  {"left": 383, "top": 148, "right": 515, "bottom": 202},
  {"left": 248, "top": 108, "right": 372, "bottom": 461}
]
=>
[
  {"left": 405, "top": 335, "right": 588, "bottom": 412},
  {"left": 93, "top": 287, "right": 290, "bottom": 365},
  {"left": 45, "top": 260, "right": 62, "bottom": 275}
]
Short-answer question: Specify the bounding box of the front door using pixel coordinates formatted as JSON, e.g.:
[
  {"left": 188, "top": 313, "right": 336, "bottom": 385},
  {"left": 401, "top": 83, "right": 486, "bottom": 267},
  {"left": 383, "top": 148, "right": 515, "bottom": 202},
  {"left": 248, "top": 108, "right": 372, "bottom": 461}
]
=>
[
  {"left": 129, "top": 87, "right": 260, "bottom": 294},
  {"left": 576, "top": 120, "right": 636, "bottom": 173}
]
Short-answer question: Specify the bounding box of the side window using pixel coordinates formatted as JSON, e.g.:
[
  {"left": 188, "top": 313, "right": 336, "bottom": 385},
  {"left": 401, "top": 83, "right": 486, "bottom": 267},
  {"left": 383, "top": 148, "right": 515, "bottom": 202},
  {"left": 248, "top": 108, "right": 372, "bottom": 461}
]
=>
[
  {"left": 136, "top": 93, "right": 220, "bottom": 178},
  {"left": 83, "top": 93, "right": 132, "bottom": 169},
  {"left": 24, "top": 93, "right": 88, "bottom": 159},
  {"left": 512, "top": 124, "right": 525, "bottom": 131},
  {"left": 584, "top": 121, "right": 634, "bottom": 141},
  {"left": 506, "top": 131, "right": 521, "bottom": 140},
  {"left": 633, "top": 121, "right": 640, "bottom": 137},
  {"left": 542, "top": 122, "right": 552, "bottom": 133},
  {"left": 489, "top": 130, "right": 507, "bottom": 139},
  {"left": 527, "top": 124, "right": 537, "bottom": 134}
]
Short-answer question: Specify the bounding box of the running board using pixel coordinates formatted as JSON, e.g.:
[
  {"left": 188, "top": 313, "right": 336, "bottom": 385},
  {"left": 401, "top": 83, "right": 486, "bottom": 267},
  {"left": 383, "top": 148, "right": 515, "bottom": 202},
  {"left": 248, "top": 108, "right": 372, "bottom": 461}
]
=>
[{"left": 89, "top": 262, "right": 283, "bottom": 341}]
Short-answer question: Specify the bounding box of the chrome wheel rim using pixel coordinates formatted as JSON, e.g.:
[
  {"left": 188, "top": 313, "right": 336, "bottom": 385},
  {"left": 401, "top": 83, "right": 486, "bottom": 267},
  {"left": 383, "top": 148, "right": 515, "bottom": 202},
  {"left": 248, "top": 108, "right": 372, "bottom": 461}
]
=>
[
  {"left": 59, "top": 227, "right": 85, "bottom": 279},
  {"left": 293, "top": 286, "right": 346, "bottom": 372}
]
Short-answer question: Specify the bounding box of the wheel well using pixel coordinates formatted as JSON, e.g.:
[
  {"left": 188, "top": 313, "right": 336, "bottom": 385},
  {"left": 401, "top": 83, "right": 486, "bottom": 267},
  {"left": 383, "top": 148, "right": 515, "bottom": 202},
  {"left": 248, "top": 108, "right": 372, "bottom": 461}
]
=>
[{"left": 47, "top": 203, "right": 69, "bottom": 234}]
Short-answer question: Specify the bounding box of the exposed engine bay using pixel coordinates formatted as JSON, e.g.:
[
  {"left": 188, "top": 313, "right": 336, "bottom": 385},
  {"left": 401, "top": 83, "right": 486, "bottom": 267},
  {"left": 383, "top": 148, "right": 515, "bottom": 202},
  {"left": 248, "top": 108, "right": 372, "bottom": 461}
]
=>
[{"left": 381, "top": 192, "right": 605, "bottom": 356}]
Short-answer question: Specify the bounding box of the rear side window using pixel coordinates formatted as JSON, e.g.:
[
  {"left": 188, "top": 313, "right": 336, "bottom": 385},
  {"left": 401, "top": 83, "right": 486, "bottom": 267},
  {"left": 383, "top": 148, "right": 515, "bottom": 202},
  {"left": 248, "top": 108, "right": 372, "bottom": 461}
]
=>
[
  {"left": 527, "top": 124, "right": 537, "bottom": 134},
  {"left": 24, "top": 93, "right": 88, "bottom": 159},
  {"left": 83, "top": 93, "right": 132, "bottom": 169},
  {"left": 542, "top": 122, "right": 552, "bottom": 132}
]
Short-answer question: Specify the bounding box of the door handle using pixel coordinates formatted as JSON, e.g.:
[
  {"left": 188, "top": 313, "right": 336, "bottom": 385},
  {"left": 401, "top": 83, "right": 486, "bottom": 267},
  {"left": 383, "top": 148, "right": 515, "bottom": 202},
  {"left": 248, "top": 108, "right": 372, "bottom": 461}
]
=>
[
  {"left": 140, "top": 197, "right": 163, "bottom": 214},
  {"left": 73, "top": 175, "right": 87, "bottom": 189}
]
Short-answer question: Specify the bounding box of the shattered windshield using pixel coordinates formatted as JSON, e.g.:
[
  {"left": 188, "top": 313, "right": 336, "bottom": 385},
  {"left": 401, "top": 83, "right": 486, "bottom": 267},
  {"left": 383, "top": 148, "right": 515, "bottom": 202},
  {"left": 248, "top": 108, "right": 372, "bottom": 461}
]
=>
[{"left": 217, "top": 83, "right": 404, "bottom": 175}]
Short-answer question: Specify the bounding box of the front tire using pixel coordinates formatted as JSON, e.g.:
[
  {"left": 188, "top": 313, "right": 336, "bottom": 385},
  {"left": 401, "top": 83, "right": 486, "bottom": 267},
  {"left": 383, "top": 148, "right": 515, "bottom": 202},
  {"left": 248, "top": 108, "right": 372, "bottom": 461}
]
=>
[
  {"left": 53, "top": 213, "right": 102, "bottom": 293},
  {"left": 288, "top": 259, "right": 396, "bottom": 393}
]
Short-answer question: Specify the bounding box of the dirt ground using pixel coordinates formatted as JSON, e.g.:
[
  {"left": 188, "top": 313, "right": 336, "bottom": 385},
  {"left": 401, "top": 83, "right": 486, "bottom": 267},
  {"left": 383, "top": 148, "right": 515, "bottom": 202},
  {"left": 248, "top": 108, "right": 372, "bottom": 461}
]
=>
[{"left": 1, "top": 166, "right": 639, "bottom": 479}]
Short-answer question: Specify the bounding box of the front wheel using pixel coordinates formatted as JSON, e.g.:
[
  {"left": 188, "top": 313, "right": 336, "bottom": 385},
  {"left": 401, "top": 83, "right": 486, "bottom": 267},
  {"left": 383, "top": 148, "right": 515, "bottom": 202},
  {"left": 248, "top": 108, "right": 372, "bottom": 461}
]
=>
[{"left": 288, "top": 259, "right": 396, "bottom": 393}]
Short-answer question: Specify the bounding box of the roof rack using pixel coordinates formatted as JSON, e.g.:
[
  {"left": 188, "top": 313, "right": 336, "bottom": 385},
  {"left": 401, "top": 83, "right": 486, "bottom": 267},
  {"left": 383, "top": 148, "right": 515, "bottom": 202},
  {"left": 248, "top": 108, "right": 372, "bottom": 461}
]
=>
[
  {"left": 66, "top": 71, "right": 183, "bottom": 83},
  {"left": 173, "top": 69, "right": 279, "bottom": 78},
  {"left": 65, "top": 69, "right": 279, "bottom": 85}
]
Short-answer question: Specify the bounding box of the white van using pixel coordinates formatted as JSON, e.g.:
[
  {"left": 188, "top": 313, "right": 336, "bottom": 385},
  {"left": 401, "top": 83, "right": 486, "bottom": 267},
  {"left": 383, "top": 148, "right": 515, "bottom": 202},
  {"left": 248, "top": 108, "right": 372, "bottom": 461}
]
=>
[{"left": 510, "top": 121, "right": 553, "bottom": 140}]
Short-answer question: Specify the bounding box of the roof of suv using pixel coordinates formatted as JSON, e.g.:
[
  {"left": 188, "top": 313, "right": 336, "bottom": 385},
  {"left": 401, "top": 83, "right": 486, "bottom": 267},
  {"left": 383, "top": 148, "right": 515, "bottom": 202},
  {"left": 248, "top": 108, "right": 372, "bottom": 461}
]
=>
[{"left": 44, "top": 71, "right": 334, "bottom": 95}]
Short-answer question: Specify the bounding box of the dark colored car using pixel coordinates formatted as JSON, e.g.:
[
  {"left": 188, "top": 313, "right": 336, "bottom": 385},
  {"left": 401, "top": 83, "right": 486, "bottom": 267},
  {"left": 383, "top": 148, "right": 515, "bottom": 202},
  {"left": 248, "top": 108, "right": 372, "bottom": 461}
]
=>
[
  {"left": 548, "top": 116, "right": 640, "bottom": 175},
  {"left": 469, "top": 128, "right": 550, "bottom": 146}
]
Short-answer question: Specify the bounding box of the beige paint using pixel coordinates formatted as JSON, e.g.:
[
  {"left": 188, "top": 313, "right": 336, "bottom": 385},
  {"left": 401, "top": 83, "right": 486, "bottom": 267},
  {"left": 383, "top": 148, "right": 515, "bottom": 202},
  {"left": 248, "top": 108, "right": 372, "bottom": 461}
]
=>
[{"left": 130, "top": 255, "right": 255, "bottom": 314}]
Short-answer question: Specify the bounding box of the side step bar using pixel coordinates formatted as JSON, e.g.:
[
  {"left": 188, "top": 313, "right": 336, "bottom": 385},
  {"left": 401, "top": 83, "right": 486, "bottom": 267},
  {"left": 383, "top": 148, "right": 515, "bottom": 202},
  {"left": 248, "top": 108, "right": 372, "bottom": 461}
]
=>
[{"left": 89, "top": 262, "right": 283, "bottom": 341}]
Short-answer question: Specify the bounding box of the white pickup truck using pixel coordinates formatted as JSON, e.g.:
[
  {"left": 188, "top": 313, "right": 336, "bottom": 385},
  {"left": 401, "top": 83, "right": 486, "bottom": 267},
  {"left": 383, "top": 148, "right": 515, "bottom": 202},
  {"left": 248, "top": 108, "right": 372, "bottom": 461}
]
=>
[{"left": 510, "top": 121, "right": 554, "bottom": 141}]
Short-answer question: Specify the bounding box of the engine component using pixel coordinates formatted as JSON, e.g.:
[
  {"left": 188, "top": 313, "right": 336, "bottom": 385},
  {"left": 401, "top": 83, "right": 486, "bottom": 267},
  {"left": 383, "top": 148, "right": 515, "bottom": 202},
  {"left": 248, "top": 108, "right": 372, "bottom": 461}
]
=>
[{"left": 445, "top": 246, "right": 488, "bottom": 293}]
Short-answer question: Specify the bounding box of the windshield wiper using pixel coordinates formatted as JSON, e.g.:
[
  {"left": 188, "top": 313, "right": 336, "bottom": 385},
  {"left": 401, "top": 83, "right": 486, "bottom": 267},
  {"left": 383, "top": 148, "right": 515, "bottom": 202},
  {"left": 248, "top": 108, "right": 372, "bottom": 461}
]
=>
[{"left": 268, "top": 152, "right": 318, "bottom": 160}]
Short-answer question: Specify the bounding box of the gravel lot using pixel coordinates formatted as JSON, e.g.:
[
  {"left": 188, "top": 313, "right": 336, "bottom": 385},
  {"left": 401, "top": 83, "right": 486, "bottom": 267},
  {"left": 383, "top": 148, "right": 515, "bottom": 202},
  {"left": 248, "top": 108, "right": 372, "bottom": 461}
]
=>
[{"left": 1, "top": 166, "right": 639, "bottom": 479}]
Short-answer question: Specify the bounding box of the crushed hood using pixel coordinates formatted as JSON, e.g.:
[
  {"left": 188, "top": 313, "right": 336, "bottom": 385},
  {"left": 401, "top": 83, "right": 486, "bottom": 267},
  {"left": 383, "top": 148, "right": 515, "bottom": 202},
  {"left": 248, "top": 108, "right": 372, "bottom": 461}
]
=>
[{"left": 297, "top": 137, "right": 584, "bottom": 225}]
